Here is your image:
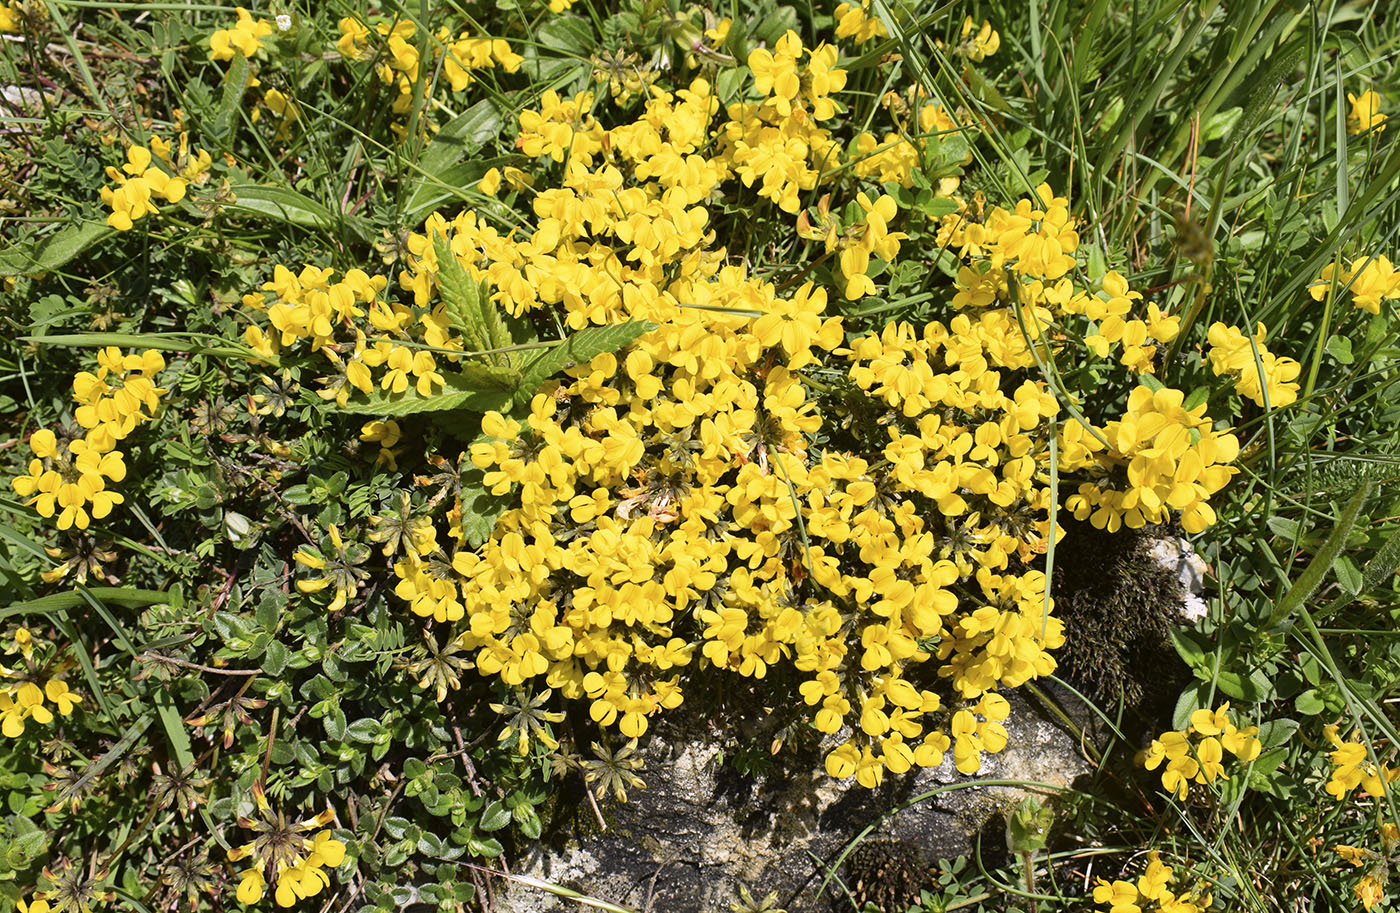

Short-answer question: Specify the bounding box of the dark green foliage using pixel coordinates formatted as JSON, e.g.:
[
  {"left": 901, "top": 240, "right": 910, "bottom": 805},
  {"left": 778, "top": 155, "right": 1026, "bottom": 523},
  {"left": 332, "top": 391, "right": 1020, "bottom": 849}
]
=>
[{"left": 1051, "top": 518, "right": 1192, "bottom": 713}]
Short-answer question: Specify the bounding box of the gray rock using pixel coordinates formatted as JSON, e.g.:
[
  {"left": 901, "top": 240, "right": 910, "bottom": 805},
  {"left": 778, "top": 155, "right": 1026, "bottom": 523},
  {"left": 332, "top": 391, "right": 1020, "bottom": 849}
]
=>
[{"left": 497, "top": 685, "right": 1091, "bottom": 913}]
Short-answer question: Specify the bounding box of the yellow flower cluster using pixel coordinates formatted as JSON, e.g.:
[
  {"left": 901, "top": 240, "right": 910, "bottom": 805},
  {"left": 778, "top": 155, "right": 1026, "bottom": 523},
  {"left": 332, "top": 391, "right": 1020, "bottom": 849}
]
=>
[
  {"left": 1310, "top": 255, "right": 1400, "bottom": 315},
  {"left": 1324, "top": 724, "right": 1400, "bottom": 800},
  {"left": 852, "top": 97, "right": 967, "bottom": 190},
  {"left": 1206, "top": 321, "right": 1301, "bottom": 409},
  {"left": 209, "top": 6, "right": 275, "bottom": 61},
  {"left": 838, "top": 193, "right": 905, "bottom": 299},
  {"left": 1139, "top": 704, "right": 1262, "bottom": 800},
  {"left": 11, "top": 348, "right": 165, "bottom": 531},
  {"left": 372, "top": 113, "right": 1066, "bottom": 786},
  {"left": 1063, "top": 385, "right": 1240, "bottom": 534},
  {"left": 12, "top": 430, "right": 126, "bottom": 531},
  {"left": 239, "top": 18, "right": 1236, "bottom": 787},
  {"left": 230, "top": 802, "right": 346, "bottom": 907},
  {"left": 335, "top": 16, "right": 522, "bottom": 138},
  {"left": 100, "top": 135, "right": 209, "bottom": 231},
  {"left": 1348, "top": 89, "right": 1387, "bottom": 136},
  {"left": 1093, "top": 853, "right": 1212, "bottom": 913},
  {"left": 919, "top": 183, "right": 1237, "bottom": 534},
  {"left": 73, "top": 347, "right": 168, "bottom": 450},
  {"left": 0, "top": 679, "right": 80, "bottom": 738},
  {"left": 715, "top": 32, "right": 846, "bottom": 213}
]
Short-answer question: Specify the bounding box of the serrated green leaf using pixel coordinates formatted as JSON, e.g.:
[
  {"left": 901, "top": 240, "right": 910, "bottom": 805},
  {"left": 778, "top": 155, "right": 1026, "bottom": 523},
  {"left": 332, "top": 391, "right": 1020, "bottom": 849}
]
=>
[
  {"left": 455, "top": 362, "right": 521, "bottom": 392},
  {"left": 0, "top": 221, "right": 114, "bottom": 277},
  {"left": 211, "top": 52, "right": 250, "bottom": 145},
  {"left": 433, "top": 233, "right": 490, "bottom": 352},
  {"left": 340, "top": 369, "right": 512, "bottom": 417},
  {"left": 515, "top": 321, "right": 656, "bottom": 406}
]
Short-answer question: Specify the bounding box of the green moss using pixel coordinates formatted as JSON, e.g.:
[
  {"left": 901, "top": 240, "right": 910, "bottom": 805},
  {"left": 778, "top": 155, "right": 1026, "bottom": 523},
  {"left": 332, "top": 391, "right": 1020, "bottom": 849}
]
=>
[{"left": 1051, "top": 518, "right": 1192, "bottom": 713}]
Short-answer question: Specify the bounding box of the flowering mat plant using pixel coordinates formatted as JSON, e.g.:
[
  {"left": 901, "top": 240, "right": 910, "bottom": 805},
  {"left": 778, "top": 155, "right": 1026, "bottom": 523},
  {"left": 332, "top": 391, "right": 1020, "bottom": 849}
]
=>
[{"left": 1, "top": 1, "right": 1399, "bottom": 911}]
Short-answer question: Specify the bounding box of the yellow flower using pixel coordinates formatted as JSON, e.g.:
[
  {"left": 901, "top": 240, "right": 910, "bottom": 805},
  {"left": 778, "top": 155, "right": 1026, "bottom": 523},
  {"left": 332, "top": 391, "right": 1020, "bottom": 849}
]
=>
[
  {"left": 1356, "top": 872, "right": 1386, "bottom": 911},
  {"left": 45, "top": 680, "right": 80, "bottom": 715},
  {"left": 209, "top": 7, "right": 275, "bottom": 61},
  {"left": 1092, "top": 878, "right": 1141, "bottom": 913},
  {"left": 1136, "top": 854, "right": 1173, "bottom": 900},
  {"left": 748, "top": 32, "right": 803, "bottom": 115},
  {"left": 236, "top": 868, "right": 266, "bottom": 905},
  {"left": 1336, "top": 844, "right": 1372, "bottom": 867},
  {"left": 958, "top": 16, "right": 1001, "bottom": 62},
  {"left": 834, "top": 2, "right": 887, "bottom": 42},
  {"left": 1348, "top": 90, "right": 1386, "bottom": 136}
]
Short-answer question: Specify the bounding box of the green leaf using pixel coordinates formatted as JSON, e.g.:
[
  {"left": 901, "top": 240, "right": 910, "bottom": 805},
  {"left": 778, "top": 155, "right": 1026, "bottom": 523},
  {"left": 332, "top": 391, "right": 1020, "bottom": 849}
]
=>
[
  {"left": 1171, "top": 682, "right": 1210, "bottom": 730},
  {"left": 1244, "top": 747, "right": 1290, "bottom": 794},
  {"left": 402, "top": 101, "right": 503, "bottom": 219},
  {"left": 920, "top": 197, "right": 961, "bottom": 219},
  {"left": 340, "top": 369, "right": 512, "bottom": 417},
  {"left": 432, "top": 233, "right": 490, "bottom": 352},
  {"left": 1334, "top": 554, "right": 1363, "bottom": 595},
  {"left": 1182, "top": 385, "right": 1212, "bottom": 411},
  {"left": 1214, "top": 669, "right": 1271, "bottom": 701},
  {"left": 417, "top": 102, "right": 504, "bottom": 181},
  {"left": 1169, "top": 627, "right": 1210, "bottom": 673},
  {"left": 1, "top": 587, "right": 170, "bottom": 621},
  {"left": 535, "top": 15, "right": 594, "bottom": 55},
  {"left": 211, "top": 52, "right": 251, "bottom": 145},
  {"left": 324, "top": 706, "right": 347, "bottom": 742},
  {"left": 0, "top": 221, "right": 114, "bottom": 277},
  {"left": 1294, "top": 689, "right": 1325, "bottom": 715},
  {"left": 17, "top": 331, "right": 258, "bottom": 362},
  {"left": 459, "top": 470, "right": 512, "bottom": 548},
  {"left": 754, "top": 6, "right": 798, "bottom": 45},
  {"left": 262, "top": 640, "right": 290, "bottom": 675},
  {"left": 478, "top": 799, "right": 511, "bottom": 831},
  {"left": 1264, "top": 482, "right": 1372, "bottom": 632},
  {"left": 513, "top": 803, "right": 542, "bottom": 840},
  {"left": 515, "top": 321, "right": 656, "bottom": 406},
  {"left": 1325, "top": 334, "right": 1354, "bottom": 365},
  {"left": 1256, "top": 718, "right": 1299, "bottom": 750},
  {"left": 1004, "top": 796, "right": 1052, "bottom": 854},
  {"left": 224, "top": 184, "right": 371, "bottom": 242}
]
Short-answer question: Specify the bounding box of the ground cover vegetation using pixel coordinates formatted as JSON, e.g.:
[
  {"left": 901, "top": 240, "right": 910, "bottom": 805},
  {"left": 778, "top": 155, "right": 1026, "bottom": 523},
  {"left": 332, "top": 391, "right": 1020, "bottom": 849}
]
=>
[{"left": 0, "top": 0, "right": 1398, "bottom": 910}]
